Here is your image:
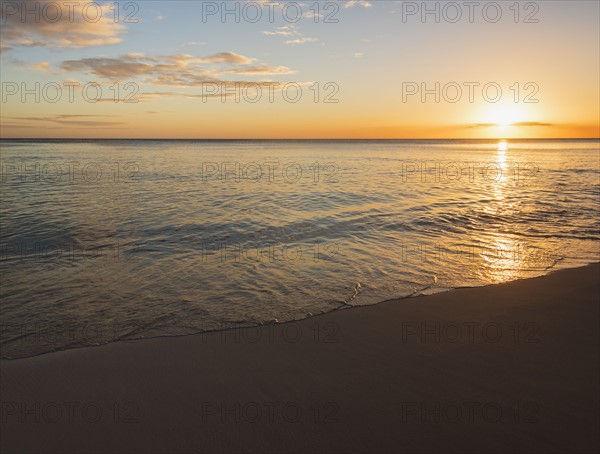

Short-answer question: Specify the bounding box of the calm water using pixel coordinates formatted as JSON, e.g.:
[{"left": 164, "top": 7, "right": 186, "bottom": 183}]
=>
[{"left": 1, "top": 139, "right": 599, "bottom": 358}]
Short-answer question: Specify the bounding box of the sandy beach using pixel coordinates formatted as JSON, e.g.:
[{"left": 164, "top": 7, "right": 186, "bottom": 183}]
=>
[{"left": 1, "top": 263, "right": 598, "bottom": 454}]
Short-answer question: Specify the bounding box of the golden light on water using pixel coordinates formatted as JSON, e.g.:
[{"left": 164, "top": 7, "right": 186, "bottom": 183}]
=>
[
  {"left": 479, "top": 139, "right": 527, "bottom": 283},
  {"left": 483, "top": 234, "right": 522, "bottom": 283},
  {"left": 496, "top": 141, "right": 509, "bottom": 182}
]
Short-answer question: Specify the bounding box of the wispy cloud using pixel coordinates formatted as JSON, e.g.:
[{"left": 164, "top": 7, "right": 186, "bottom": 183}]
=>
[
  {"left": 285, "top": 37, "right": 319, "bottom": 45},
  {"left": 60, "top": 52, "right": 296, "bottom": 87},
  {"left": 466, "top": 122, "right": 553, "bottom": 128},
  {"left": 512, "top": 122, "right": 553, "bottom": 127},
  {"left": 5, "top": 114, "right": 125, "bottom": 127},
  {"left": 201, "top": 52, "right": 254, "bottom": 64},
  {"left": 344, "top": 1, "right": 373, "bottom": 9},
  {"left": 262, "top": 26, "right": 297, "bottom": 37},
  {"left": 32, "top": 62, "right": 51, "bottom": 72},
  {"left": 1, "top": 0, "right": 126, "bottom": 50},
  {"left": 262, "top": 24, "right": 319, "bottom": 45}
]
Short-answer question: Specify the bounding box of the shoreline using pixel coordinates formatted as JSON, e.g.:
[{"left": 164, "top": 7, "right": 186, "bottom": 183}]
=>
[
  {"left": 2, "top": 261, "right": 598, "bottom": 361},
  {"left": 1, "top": 263, "right": 598, "bottom": 453}
]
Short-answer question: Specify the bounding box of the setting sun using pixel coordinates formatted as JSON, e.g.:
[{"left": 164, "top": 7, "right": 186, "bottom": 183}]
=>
[{"left": 485, "top": 104, "right": 528, "bottom": 128}]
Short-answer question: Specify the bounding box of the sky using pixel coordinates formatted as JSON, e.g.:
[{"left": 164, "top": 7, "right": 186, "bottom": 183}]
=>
[{"left": 1, "top": 0, "right": 599, "bottom": 138}]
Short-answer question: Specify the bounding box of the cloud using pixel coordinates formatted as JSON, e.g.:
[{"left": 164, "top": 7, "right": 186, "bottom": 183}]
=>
[
  {"left": 512, "top": 122, "right": 553, "bottom": 127},
  {"left": 5, "top": 114, "right": 125, "bottom": 127},
  {"left": 61, "top": 56, "right": 157, "bottom": 79},
  {"left": 353, "top": 52, "right": 364, "bottom": 58},
  {"left": 262, "top": 26, "right": 297, "bottom": 37},
  {"left": 285, "top": 37, "right": 319, "bottom": 45},
  {"left": 0, "top": 123, "right": 48, "bottom": 129},
  {"left": 467, "top": 123, "right": 498, "bottom": 128},
  {"left": 220, "top": 66, "right": 296, "bottom": 75},
  {"left": 466, "top": 122, "right": 553, "bottom": 128},
  {"left": 263, "top": 24, "right": 318, "bottom": 45},
  {"left": 32, "top": 62, "right": 51, "bottom": 72},
  {"left": 1, "top": 1, "right": 126, "bottom": 50},
  {"left": 200, "top": 52, "right": 253, "bottom": 65},
  {"left": 344, "top": 1, "right": 373, "bottom": 8},
  {"left": 60, "top": 52, "right": 296, "bottom": 87}
]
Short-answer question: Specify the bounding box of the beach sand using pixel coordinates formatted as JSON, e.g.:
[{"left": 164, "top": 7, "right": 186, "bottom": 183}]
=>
[{"left": 1, "top": 263, "right": 598, "bottom": 453}]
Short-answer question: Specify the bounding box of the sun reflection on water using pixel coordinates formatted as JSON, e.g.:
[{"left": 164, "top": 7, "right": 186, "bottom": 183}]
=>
[{"left": 478, "top": 140, "right": 526, "bottom": 282}]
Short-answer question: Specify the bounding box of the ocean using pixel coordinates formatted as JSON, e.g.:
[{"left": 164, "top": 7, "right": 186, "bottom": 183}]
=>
[{"left": 1, "top": 139, "right": 598, "bottom": 358}]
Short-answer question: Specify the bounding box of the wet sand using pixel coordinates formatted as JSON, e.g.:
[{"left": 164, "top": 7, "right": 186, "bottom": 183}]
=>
[{"left": 1, "top": 263, "right": 598, "bottom": 453}]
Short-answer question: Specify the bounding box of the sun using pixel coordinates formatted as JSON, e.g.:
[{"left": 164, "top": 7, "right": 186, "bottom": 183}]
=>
[
  {"left": 487, "top": 105, "right": 522, "bottom": 128},
  {"left": 469, "top": 102, "right": 545, "bottom": 138}
]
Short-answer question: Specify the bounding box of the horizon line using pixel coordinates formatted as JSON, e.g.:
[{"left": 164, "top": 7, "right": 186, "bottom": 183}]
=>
[{"left": 1, "top": 137, "right": 599, "bottom": 141}]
